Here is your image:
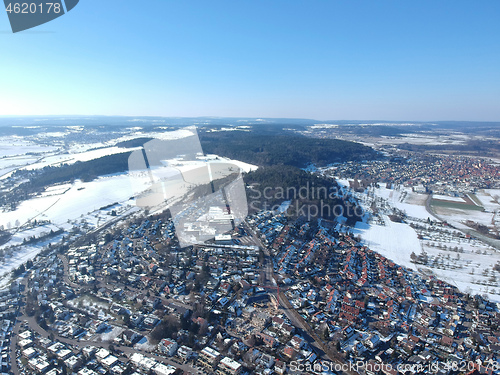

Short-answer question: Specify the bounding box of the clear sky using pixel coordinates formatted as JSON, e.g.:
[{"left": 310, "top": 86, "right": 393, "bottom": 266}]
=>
[{"left": 1, "top": 0, "right": 499, "bottom": 121}]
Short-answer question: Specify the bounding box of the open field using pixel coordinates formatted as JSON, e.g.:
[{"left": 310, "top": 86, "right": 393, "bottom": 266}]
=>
[
  {"left": 342, "top": 179, "right": 500, "bottom": 301},
  {"left": 431, "top": 198, "right": 484, "bottom": 211}
]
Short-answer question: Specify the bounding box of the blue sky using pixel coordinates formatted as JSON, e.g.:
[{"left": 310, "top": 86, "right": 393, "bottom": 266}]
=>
[{"left": 1, "top": 0, "right": 499, "bottom": 120}]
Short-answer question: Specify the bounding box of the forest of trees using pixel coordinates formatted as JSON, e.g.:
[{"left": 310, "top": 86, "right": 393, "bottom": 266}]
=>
[
  {"left": 0, "top": 152, "right": 132, "bottom": 208},
  {"left": 244, "top": 165, "right": 363, "bottom": 225},
  {"left": 200, "top": 131, "right": 378, "bottom": 168},
  {"left": 14, "top": 152, "right": 130, "bottom": 193}
]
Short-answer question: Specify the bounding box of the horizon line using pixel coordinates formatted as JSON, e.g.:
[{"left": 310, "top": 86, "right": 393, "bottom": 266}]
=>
[{"left": 1, "top": 115, "right": 500, "bottom": 124}]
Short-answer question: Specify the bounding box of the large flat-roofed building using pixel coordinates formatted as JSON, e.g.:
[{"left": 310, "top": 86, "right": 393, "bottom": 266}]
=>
[
  {"left": 217, "top": 357, "right": 243, "bottom": 375},
  {"left": 28, "top": 356, "right": 50, "bottom": 373},
  {"left": 215, "top": 234, "right": 232, "bottom": 244},
  {"left": 198, "top": 347, "right": 221, "bottom": 369},
  {"left": 153, "top": 363, "right": 177, "bottom": 375}
]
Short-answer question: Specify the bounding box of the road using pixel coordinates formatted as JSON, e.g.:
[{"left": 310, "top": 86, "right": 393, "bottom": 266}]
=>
[
  {"left": 13, "top": 282, "right": 202, "bottom": 375},
  {"left": 10, "top": 277, "right": 27, "bottom": 375},
  {"left": 243, "top": 220, "right": 352, "bottom": 373},
  {"left": 11, "top": 214, "right": 204, "bottom": 375}
]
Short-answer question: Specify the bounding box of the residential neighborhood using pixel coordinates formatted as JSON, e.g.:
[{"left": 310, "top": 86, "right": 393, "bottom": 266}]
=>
[{"left": 1, "top": 195, "right": 498, "bottom": 375}]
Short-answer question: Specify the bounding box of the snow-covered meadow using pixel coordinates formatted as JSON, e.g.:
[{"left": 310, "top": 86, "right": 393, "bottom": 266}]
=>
[{"left": 341, "top": 180, "right": 500, "bottom": 301}]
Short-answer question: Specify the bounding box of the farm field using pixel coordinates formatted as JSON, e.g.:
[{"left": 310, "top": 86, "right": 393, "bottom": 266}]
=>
[{"left": 347, "top": 180, "right": 500, "bottom": 301}]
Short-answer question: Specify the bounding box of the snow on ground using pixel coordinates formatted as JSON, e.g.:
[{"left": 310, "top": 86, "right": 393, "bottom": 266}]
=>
[
  {"left": 388, "top": 189, "right": 432, "bottom": 220},
  {"left": 2, "top": 224, "right": 61, "bottom": 249},
  {"left": 0, "top": 194, "right": 60, "bottom": 229},
  {"left": 112, "top": 127, "right": 195, "bottom": 145},
  {"left": 0, "top": 167, "right": 17, "bottom": 179},
  {"left": 0, "top": 172, "right": 145, "bottom": 287},
  {"left": 31, "top": 176, "right": 137, "bottom": 225},
  {"left": 335, "top": 178, "right": 350, "bottom": 188},
  {"left": 225, "top": 158, "right": 258, "bottom": 173},
  {"left": 0, "top": 155, "right": 38, "bottom": 169},
  {"left": 351, "top": 178, "right": 500, "bottom": 301},
  {"left": 21, "top": 146, "right": 140, "bottom": 171},
  {"left": 39, "top": 183, "right": 72, "bottom": 197},
  {"left": 475, "top": 189, "right": 500, "bottom": 212},
  {"left": 354, "top": 215, "right": 420, "bottom": 272},
  {"left": 0, "top": 232, "right": 65, "bottom": 289},
  {"left": 2, "top": 152, "right": 254, "bottom": 232},
  {"left": 206, "top": 126, "right": 251, "bottom": 132},
  {"left": 365, "top": 183, "right": 432, "bottom": 221},
  {"left": 0, "top": 175, "right": 140, "bottom": 229},
  {"left": 419, "top": 240, "right": 500, "bottom": 302},
  {"left": 0, "top": 148, "right": 253, "bottom": 285},
  {"left": 0, "top": 137, "right": 57, "bottom": 157},
  {"left": 100, "top": 327, "right": 125, "bottom": 342},
  {"left": 433, "top": 206, "right": 495, "bottom": 229},
  {"left": 67, "top": 141, "right": 109, "bottom": 153},
  {"left": 432, "top": 194, "right": 466, "bottom": 203}
]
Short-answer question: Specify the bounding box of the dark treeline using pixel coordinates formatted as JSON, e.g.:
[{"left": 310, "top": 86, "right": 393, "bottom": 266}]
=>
[
  {"left": 18, "top": 152, "right": 131, "bottom": 187},
  {"left": 1, "top": 152, "right": 131, "bottom": 207},
  {"left": 200, "top": 132, "right": 378, "bottom": 168},
  {"left": 115, "top": 138, "right": 153, "bottom": 148}
]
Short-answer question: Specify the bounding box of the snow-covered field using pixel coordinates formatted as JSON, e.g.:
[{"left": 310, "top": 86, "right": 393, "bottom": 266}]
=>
[
  {"left": 354, "top": 216, "right": 420, "bottom": 272},
  {"left": 432, "top": 205, "right": 497, "bottom": 233},
  {"left": 19, "top": 146, "right": 140, "bottom": 171},
  {"left": 0, "top": 138, "right": 58, "bottom": 179},
  {"left": 0, "top": 137, "right": 58, "bottom": 157},
  {"left": 340, "top": 177, "right": 500, "bottom": 302},
  {"left": 419, "top": 233, "right": 500, "bottom": 302},
  {"left": 0, "top": 155, "right": 38, "bottom": 169},
  {"left": 381, "top": 187, "right": 432, "bottom": 220},
  {"left": 475, "top": 189, "right": 500, "bottom": 212},
  {"left": 352, "top": 182, "right": 433, "bottom": 221},
  {"left": 0, "top": 175, "right": 139, "bottom": 230}
]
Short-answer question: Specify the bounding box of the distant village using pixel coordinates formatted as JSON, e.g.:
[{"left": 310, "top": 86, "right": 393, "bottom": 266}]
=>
[{"left": 328, "top": 153, "right": 500, "bottom": 195}]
